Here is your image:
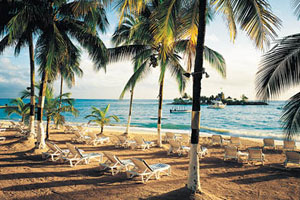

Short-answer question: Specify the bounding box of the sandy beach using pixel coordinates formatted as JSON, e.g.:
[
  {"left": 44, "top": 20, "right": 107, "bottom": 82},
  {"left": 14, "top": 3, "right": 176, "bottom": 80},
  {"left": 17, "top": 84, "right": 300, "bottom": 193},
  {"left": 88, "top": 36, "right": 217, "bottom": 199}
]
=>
[{"left": 0, "top": 123, "right": 299, "bottom": 200}]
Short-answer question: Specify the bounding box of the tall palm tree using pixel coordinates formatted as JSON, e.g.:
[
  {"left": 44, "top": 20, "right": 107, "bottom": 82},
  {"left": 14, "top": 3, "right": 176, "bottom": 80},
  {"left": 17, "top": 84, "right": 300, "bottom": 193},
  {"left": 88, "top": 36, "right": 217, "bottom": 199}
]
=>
[
  {"left": 43, "top": 87, "right": 78, "bottom": 140},
  {"left": 4, "top": 98, "right": 30, "bottom": 124},
  {"left": 256, "top": 0, "right": 300, "bottom": 140},
  {"left": 110, "top": 4, "right": 188, "bottom": 146},
  {"left": 0, "top": 1, "right": 43, "bottom": 137},
  {"left": 16, "top": 0, "right": 109, "bottom": 149},
  {"left": 85, "top": 104, "right": 120, "bottom": 134},
  {"left": 116, "top": 0, "right": 281, "bottom": 193}
]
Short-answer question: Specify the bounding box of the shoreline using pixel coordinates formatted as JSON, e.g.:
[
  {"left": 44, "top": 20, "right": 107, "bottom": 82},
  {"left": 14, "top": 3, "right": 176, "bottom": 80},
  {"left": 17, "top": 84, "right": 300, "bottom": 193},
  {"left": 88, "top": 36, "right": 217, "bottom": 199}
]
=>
[{"left": 1, "top": 119, "right": 299, "bottom": 147}]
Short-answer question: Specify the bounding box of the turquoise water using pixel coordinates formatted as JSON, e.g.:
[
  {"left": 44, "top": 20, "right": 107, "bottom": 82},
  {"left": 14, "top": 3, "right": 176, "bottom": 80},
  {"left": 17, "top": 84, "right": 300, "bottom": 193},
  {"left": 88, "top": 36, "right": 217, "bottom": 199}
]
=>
[{"left": 0, "top": 99, "right": 296, "bottom": 141}]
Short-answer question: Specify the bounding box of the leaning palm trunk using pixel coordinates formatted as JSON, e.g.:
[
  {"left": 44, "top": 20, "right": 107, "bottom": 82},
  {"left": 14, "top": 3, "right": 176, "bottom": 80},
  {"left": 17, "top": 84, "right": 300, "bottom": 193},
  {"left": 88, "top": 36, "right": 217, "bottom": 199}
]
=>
[
  {"left": 28, "top": 34, "right": 36, "bottom": 137},
  {"left": 157, "top": 76, "right": 165, "bottom": 147},
  {"left": 56, "top": 75, "right": 63, "bottom": 129},
  {"left": 59, "top": 75, "right": 63, "bottom": 110},
  {"left": 187, "top": 0, "right": 207, "bottom": 193},
  {"left": 46, "top": 116, "right": 50, "bottom": 141},
  {"left": 125, "top": 88, "right": 134, "bottom": 135},
  {"left": 36, "top": 71, "right": 48, "bottom": 149}
]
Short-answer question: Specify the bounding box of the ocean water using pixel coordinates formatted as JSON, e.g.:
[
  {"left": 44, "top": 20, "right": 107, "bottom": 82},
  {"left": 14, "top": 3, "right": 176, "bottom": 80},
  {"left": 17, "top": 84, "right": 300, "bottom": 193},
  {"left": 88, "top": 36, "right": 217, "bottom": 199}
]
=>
[{"left": 0, "top": 98, "right": 297, "bottom": 141}]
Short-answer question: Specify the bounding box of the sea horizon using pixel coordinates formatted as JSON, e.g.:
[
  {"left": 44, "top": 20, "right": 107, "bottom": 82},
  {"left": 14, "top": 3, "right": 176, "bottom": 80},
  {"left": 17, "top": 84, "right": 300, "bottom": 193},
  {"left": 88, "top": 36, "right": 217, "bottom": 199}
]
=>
[{"left": 1, "top": 98, "right": 298, "bottom": 142}]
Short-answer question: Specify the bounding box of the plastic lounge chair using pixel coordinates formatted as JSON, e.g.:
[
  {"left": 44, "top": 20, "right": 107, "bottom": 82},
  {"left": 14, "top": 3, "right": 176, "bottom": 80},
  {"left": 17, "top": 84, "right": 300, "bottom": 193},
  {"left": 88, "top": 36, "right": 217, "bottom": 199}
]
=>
[
  {"left": 223, "top": 146, "right": 245, "bottom": 162},
  {"left": 247, "top": 148, "right": 265, "bottom": 165},
  {"left": 115, "top": 135, "right": 135, "bottom": 148},
  {"left": 87, "top": 132, "right": 110, "bottom": 146},
  {"left": 283, "top": 140, "right": 296, "bottom": 151},
  {"left": 131, "top": 136, "right": 154, "bottom": 150},
  {"left": 230, "top": 137, "right": 241, "bottom": 147},
  {"left": 211, "top": 135, "right": 223, "bottom": 146},
  {"left": 126, "top": 158, "right": 171, "bottom": 183},
  {"left": 164, "top": 132, "right": 176, "bottom": 143},
  {"left": 65, "top": 143, "right": 103, "bottom": 167},
  {"left": 64, "top": 125, "right": 76, "bottom": 134},
  {"left": 197, "top": 145, "right": 208, "bottom": 158},
  {"left": 100, "top": 152, "right": 135, "bottom": 175},
  {"left": 0, "top": 136, "right": 6, "bottom": 141},
  {"left": 284, "top": 151, "right": 300, "bottom": 168},
  {"left": 167, "top": 139, "right": 190, "bottom": 156},
  {"left": 263, "top": 138, "right": 275, "bottom": 151},
  {"left": 71, "top": 131, "right": 91, "bottom": 143}
]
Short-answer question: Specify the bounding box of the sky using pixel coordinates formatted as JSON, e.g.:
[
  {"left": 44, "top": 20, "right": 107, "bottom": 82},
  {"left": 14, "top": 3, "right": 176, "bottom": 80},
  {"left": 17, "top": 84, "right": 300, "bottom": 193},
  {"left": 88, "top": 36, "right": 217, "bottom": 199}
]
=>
[{"left": 0, "top": 0, "right": 299, "bottom": 100}]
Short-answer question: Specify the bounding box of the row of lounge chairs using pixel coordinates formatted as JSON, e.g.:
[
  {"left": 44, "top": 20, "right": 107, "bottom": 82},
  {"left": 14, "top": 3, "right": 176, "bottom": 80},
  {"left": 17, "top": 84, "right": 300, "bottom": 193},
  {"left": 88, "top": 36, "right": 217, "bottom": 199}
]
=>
[
  {"left": 71, "top": 131, "right": 110, "bottom": 146},
  {"left": 224, "top": 146, "right": 265, "bottom": 165},
  {"left": 43, "top": 141, "right": 171, "bottom": 183},
  {"left": 115, "top": 135, "right": 155, "bottom": 150}
]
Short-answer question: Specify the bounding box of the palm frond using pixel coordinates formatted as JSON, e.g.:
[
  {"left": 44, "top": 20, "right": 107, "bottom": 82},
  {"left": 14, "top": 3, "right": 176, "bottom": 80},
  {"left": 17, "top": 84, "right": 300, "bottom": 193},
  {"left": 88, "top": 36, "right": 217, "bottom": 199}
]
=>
[
  {"left": 211, "top": 0, "right": 237, "bottom": 41},
  {"left": 203, "top": 46, "right": 226, "bottom": 78},
  {"left": 281, "top": 92, "right": 300, "bottom": 139},
  {"left": 256, "top": 33, "right": 300, "bottom": 100},
  {"left": 108, "top": 45, "right": 149, "bottom": 63},
  {"left": 231, "top": 0, "right": 281, "bottom": 49},
  {"left": 293, "top": 0, "right": 300, "bottom": 19}
]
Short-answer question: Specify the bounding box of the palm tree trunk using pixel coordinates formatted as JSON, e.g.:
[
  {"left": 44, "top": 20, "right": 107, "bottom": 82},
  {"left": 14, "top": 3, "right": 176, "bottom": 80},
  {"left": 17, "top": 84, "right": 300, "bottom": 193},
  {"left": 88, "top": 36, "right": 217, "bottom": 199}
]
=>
[
  {"left": 46, "top": 116, "right": 50, "bottom": 140},
  {"left": 36, "top": 70, "right": 48, "bottom": 149},
  {"left": 59, "top": 75, "right": 63, "bottom": 109},
  {"left": 157, "top": 75, "right": 165, "bottom": 147},
  {"left": 125, "top": 88, "right": 134, "bottom": 135},
  {"left": 28, "top": 33, "right": 36, "bottom": 137},
  {"left": 187, "top": 0, "right": 207, "bottom": 193},
  {"left": 56, "top": 75, "right": 63, "bottom": 129},
  {"left": 100, "top": 125, "right": 104, "bottom": 134}
]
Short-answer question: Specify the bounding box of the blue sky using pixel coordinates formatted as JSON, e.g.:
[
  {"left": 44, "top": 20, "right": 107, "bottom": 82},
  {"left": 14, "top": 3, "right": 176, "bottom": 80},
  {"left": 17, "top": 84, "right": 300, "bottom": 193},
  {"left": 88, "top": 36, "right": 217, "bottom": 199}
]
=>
[{"left": 0, "top": 0, "right": 299, "bottom": 100}]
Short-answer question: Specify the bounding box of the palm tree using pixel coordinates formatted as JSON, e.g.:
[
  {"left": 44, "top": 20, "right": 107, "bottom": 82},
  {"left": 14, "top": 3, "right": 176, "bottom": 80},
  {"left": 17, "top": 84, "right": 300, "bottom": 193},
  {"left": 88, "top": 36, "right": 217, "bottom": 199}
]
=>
[
  {"left": 110, "top": 5, "right": 188, "bottom": 146},
  {"left": 0, "top": 1, "right": 43, "bottom": 137},
  {"left": 85, "top": 104, "right": 120, "bottom": 134},
  {"left": 4, "top": 98, "right": 30, "bottom": 124},
  {"left": 116, "top": 0, "right": 281, "bottom": 193},
  {"left": 43, "top": 87, "right": 78, "bottom": 140},
  {"left": 13, "top": 0, "right": 109, "bottom": 149},
  {"left": 256, "top": 0, "right": 300, "bottom": 140}
]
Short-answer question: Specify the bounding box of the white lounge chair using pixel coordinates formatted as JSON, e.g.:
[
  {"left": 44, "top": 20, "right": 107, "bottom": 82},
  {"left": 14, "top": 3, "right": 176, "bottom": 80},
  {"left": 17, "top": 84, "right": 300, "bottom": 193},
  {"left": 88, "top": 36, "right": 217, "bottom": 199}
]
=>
[
  {"left": 0, "top": 136, "right": 6, "bottom": 141},
  {"left": 115, "top": 135, "right": 135, "bottom": 148},
  {"left": 179, "top": 134, "right": 190, "bottom": 145},
  {"left": 247, "top": 148, "right": 265, "bottom": 165},
  {"left": 164, "top": 132, "right": 176, "bottom": 143},
  {"left": 71, "top": 131, "right": 91, "bottom": 143},
  {"left": 42, "top": 141, "right": 69, "bottom": 161},
  {"left": 87, "top": 132, "right": 110, "bottom": 146},
  {"left": 126, "top": 158, "right": 171, "bottom": 183},
  {"left": 284, "top": 151, "right": 300, "bottom": 168},
  {"left": 64, "top": 125, "right": 77, "bottom": 134},
  {"left": 230, "top": 136, "right": 241, "bottom": 147},
  {"left": 197, "top": 145, "right": 208, "bottom": 158},
  {"left": 131, "top": 136, "right": 154, "bottom": 150},
  {"left": 224, "top": 146, "right": 245, "bottom": 162},
  {"left": 167, "top": 139, "right": 190, "bottom": 156},
  {"left": 283, "top": 140, "right": 296, "bottom": 151},
  {"left": 211, "top": 135, "right": 223, "bottom": 146},
  {"left": 100, "top": 152, "right": 135, "bottom": 175},
  {"left": 263, "top": 138, "right": 275, "bottom": 151},
  {"left": 65, "top": 143, "right": 103, "bottom": 167}
]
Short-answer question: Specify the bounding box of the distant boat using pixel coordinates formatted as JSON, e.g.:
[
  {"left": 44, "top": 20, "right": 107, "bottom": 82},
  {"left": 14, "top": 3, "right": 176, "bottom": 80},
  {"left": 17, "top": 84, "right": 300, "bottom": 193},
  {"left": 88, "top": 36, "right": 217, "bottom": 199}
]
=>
[
  {"left": 207, "top": 101, "right": 226, "bottom": 109},
  {"left": 170, "top": 107, "right": 191, "bottom": 113}
]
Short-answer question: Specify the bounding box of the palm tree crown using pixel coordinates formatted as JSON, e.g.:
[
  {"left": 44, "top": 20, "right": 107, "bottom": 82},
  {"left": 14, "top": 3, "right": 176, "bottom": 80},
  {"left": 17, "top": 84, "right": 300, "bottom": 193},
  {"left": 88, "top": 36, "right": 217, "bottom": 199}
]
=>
[{"left": 85, "top": 104, "right": 120, "bottom": 134}]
